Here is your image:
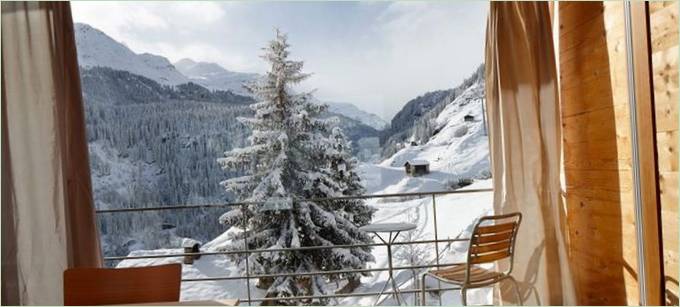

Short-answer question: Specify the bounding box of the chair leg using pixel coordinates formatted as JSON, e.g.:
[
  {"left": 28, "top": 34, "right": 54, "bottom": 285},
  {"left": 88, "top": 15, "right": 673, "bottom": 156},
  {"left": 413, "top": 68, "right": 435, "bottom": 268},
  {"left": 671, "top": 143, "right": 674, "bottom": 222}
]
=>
[
  {"left": 421, "top": 273, "right": 428, "bottom": 306},
  {"left": 507, "top": 276, "right": 522, "bottom": 306},
  {"left": 461, "top": 287, "right": 468, "bottom": 306}
]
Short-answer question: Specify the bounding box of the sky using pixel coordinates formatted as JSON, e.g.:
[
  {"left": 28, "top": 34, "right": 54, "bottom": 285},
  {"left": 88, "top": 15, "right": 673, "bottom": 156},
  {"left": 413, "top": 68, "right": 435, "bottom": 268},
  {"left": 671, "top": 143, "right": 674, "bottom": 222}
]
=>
[{"left": 72, "top": 1, "right": 488, "bottom": 120}]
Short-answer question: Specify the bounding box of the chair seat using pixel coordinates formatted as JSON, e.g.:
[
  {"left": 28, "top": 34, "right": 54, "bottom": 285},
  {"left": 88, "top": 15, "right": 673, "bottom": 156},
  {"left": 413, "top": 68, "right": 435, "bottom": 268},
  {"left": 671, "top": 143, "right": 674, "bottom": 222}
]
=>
[{"left": 429, "top": 264, "right": 504, "bottom": 286}]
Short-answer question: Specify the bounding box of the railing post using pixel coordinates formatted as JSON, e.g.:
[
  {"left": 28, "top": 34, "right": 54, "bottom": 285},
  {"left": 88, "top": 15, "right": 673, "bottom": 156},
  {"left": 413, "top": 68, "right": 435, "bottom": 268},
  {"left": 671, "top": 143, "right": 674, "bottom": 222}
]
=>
[
  {"left": 432, "top": 193, "right": 443, "bottom": 306},
  {"left": 242, "top": 204, "right": 252, "bottom": 306},
  {"left": 431, "top": 194, "right": 440, "bottom": 268}
]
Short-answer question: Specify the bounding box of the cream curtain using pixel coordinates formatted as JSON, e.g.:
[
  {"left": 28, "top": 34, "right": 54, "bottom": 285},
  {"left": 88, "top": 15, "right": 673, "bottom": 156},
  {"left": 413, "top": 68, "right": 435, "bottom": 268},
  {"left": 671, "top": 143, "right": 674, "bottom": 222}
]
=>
[
  {"left": 485, "top": 2, "right": 575, "bottom": 305},
  {"left": 1, "top": 2, "right": 102, "bottom": 305}
]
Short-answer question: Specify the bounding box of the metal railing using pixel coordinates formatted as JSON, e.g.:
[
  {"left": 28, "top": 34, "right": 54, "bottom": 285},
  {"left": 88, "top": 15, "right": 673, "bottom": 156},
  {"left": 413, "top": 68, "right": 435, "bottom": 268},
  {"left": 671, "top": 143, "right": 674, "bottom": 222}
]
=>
[{"left": 97, "top": 188, "right": 493, "bottom": 305}]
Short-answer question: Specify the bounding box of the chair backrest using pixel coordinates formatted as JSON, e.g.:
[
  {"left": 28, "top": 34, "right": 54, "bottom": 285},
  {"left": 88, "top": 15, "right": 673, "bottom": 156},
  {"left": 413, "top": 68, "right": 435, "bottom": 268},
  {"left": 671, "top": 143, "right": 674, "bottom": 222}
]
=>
[
  {"left": 466, "top": 213, "right": 522, "bottom": 276},
  {"left": 64, "top": 264, "right": 182, "bottom": 306}
]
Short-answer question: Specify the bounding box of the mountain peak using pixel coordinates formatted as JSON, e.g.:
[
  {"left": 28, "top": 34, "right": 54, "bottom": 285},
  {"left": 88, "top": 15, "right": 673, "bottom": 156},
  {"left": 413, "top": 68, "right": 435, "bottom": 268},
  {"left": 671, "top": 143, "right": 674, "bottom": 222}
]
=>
[
  {"left": 172, "top": 58, "right": 259, "bottom": 96},
  {"left": 175, "top": 58, "right": 197, "bottom": 66},
  {"left": 325, "top": 102, "right": 388, "bottom": 130},
  {"left": 74, "top": 23, "right": 188, "bottom": 86},
  {"left": 175, "top": 59, "right": 226, "bottom": 76}
]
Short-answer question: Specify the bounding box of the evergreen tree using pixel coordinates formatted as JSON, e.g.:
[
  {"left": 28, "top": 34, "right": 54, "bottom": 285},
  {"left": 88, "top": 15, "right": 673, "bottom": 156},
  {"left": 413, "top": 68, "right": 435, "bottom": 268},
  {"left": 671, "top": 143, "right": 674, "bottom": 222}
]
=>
[
  {"left": 326, "top": 127, "right": 375, "bottom": 227},
  {"left": 217, "top": 30, "right": 374, "bottom": 304}
]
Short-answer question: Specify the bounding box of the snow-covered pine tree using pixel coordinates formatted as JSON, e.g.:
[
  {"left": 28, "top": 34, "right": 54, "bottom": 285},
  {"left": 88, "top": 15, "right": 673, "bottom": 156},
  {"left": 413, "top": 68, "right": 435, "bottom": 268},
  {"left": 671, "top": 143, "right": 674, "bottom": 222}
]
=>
[
  {"left": 323, "top": 127, "right": 376, "bottom": 293},
  {"left": 217, "top": 30, "right": 374, "bottom": 304},
  {"left": 326, "top": 127, "right": 375, "bottom": 227}
]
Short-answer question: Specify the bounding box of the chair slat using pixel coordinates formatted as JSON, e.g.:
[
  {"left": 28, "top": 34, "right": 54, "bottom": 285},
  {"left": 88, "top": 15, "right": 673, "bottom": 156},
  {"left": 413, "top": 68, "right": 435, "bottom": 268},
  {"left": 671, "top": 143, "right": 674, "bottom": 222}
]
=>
[
  {"left": 473, "top": 230, "right": 513, "bottom": 244},
  {"left": 476, "top": 222, "right": 516, "bottom": 234},
  {"left": 470, "top": 250, "right": 511, "bottom": 264},
  {"left": 470, "top": 240, "right": 511, "bottom": 254}
]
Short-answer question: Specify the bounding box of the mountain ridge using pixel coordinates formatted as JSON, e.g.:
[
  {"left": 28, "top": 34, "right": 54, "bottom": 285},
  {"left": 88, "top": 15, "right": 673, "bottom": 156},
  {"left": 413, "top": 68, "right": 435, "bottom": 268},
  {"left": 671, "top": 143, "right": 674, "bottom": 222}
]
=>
[
  {"left": 75, "top": 22, "right": 388, "bottom": 130},
  {"left": 75, "top": 23, "right": 189, "bottom": 86},
  {"left": 174, "top": 58, "right": 260, "bottom": 97}
]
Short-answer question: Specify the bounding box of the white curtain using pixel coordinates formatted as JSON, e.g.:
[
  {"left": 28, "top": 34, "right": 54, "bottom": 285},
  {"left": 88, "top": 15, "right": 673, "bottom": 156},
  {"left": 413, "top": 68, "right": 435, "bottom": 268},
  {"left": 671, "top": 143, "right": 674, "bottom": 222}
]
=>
[
  {"left": 485, "top": 2, "right": 575, "bottom": 305},
  {"left": 2, "top": 2, "right": 102, "bottom": 305}
]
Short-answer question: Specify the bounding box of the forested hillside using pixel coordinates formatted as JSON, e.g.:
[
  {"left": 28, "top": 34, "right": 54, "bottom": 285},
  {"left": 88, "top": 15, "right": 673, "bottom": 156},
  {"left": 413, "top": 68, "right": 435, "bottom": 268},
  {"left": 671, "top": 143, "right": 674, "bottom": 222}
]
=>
[
  {"left": 380, "top": 64, "right": 484, "bottom": 157},
  {"left": 82, "top": 67, "right": 381, "bottom": 257},
  {"left": 82, "top": 67, "right": 253, "bottom": 257}
]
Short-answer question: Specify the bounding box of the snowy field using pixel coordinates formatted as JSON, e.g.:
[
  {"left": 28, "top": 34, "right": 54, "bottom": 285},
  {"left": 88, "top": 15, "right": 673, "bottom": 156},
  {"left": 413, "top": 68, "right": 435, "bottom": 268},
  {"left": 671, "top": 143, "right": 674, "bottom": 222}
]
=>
[{"left": 118, "top": 178, "right": 494, "bottom": 305}]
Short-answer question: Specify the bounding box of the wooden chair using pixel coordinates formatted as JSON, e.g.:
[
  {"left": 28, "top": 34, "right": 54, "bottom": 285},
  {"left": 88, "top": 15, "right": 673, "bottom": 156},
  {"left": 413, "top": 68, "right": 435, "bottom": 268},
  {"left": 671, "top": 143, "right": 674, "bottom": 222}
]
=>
[
  {"left": 64, "top": 264, "right": 182, "bottom": 305},
  {"left": 421, "top": 213, "right": 522, "bottom": 305}
]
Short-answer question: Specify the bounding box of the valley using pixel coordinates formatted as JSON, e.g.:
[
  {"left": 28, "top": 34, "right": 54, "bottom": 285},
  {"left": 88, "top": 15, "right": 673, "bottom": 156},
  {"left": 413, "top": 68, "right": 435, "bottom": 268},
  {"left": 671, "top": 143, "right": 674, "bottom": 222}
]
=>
[{"left": 75, "top": 22, "right": 491, "bottom": 305}]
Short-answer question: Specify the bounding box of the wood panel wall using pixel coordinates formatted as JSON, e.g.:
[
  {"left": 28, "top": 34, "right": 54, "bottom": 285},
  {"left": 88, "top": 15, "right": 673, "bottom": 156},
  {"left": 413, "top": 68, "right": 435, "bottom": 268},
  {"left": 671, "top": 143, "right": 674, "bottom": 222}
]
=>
[
  {"left": 559, "top": 2, "right": 640, "bottom": 305},
  {"left": 649, "top": 1, "right": 679, "bottom": 305}
]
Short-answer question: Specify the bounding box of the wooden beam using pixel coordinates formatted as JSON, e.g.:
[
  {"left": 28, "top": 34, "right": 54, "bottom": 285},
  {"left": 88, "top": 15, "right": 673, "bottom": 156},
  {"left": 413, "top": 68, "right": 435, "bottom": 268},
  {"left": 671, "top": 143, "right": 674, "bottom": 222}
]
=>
[{"left": 627, "top": 2, "right": 664, "bottom": 305}]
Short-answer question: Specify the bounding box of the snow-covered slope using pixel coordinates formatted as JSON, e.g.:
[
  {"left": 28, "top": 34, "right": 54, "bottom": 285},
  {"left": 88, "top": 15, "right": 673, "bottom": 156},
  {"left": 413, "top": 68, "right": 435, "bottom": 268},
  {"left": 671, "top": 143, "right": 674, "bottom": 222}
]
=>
[
  {"left": 75, "top": 23, "right": 189, "bottom": 85},
  {"left": 174, "top": 58, "right": 260, "bottom": 96},
  {"left": 362, "top": 79, "right": 489, "bottom": 195},
  {"left": 115, "top": 72, "right": 494, "bottom": 305},
  {"left": 326, "top": 102, "right": 388, "bottom": 130},
  {"left": 118, "top": 180, "right": 494, "bottom": 305}
]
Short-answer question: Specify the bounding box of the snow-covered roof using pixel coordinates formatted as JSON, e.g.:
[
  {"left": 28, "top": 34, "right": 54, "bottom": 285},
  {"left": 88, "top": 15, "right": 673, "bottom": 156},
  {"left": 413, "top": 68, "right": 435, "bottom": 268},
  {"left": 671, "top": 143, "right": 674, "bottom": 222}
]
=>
[{"left": 404, "top": 160, "right": 429, "bottom": 166}]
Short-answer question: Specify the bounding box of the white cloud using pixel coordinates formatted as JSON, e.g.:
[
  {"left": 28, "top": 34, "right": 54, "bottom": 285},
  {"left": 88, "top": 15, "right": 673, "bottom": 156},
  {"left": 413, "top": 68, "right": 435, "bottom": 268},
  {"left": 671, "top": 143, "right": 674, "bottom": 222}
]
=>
[{"left": 71, "top": 1, "right": 488, "bottom": 119}]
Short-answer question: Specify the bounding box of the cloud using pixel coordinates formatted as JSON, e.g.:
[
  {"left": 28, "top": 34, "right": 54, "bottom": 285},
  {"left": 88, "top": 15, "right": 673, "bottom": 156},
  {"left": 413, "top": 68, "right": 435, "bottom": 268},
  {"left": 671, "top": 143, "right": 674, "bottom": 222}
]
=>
[{"left": 72, "top": 1, "right": 488, "bottom": 119}]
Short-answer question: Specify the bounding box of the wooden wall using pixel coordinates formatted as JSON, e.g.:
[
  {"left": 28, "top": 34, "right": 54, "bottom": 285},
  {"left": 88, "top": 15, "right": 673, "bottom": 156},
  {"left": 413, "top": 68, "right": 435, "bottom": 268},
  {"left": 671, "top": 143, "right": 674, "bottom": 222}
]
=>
[
  {"left": 649, "top": 1, "right": 679, "bottom": 305},
  {"left": 559, "top": 2, "right": 639, "bottom": 305},
  {"left": 560, "top": 1, "right": 678, "bottom": 305}
]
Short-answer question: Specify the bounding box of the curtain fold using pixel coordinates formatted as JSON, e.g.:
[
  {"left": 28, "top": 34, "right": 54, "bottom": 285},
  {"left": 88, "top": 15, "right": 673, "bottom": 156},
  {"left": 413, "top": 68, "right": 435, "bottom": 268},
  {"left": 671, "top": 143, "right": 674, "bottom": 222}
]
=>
[
  {"left": 485, "top": 2, "right": 575, "bottom": 305},
  {"left": 1, "top": 2, "right": 102, "bottom": 305}
]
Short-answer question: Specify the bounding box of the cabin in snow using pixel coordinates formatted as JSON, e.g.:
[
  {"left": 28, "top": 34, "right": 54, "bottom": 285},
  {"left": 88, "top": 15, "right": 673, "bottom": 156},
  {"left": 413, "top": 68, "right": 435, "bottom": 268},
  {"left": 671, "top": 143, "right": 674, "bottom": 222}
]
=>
[
  {"left": 464, "top": 114, "right": 475, "bottom": 122},
  {"left": 404, "top": 160, "right": 430, "bottom": 176}
]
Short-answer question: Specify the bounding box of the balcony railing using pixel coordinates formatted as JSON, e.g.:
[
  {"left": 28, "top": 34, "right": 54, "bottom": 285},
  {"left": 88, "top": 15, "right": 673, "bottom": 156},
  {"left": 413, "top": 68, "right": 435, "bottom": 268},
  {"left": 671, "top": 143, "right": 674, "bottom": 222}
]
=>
[{"left": 97, "top": 188, "right": 493, "bottom": 305}]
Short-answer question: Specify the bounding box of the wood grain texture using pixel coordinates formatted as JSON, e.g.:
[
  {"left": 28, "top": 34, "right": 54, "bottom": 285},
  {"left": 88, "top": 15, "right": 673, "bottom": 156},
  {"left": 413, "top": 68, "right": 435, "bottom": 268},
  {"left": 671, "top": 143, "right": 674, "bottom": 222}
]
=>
[
  {"left": 559, "top": 2, "right": 640, "bottom": 305},
  {"left": 63, "top": 264, "right": 182, "bottom": 306},
  {"left": 649, "top": 1, "right": 679, "bottom": 305},
  {"left": 476, "top": 223, "right": 515, "bottom": 234},
  {"left": 470, "top": 251, "right": 511, "bottom": 265}
]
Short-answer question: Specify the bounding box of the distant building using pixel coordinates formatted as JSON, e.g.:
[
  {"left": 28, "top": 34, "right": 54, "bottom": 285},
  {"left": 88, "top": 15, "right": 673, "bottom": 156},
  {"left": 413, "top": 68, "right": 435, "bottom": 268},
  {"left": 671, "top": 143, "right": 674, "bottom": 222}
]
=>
[
  {"left": 410, "top": 141, "right": 418, "bottom": 146},
  {"left": 404, "top": 160, "right": 430, "bottom": 176},
  {"left": 464, "top": 114, "right": 475, "bottom": 122}
]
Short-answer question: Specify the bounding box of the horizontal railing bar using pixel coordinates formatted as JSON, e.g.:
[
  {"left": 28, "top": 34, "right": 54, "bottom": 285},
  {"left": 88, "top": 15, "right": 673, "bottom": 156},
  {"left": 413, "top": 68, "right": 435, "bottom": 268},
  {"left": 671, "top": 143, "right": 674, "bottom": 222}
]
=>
[
  {"left": 239, "top": 286, "right": 462, "bottom": 303},
  {"left": 182, "top": 262, "right": 465, "bottom": 282},
  {"left": 95, "top": 203, "right": 255, "bottom": 213},
  {"left": 95, "top": 188, "right": 493, "bottom": 213},
  {"left": 103, "top": 238, "right": 470, "bottom": 261},
  {"left": 305, "top": 188, "right": 492, "bottom": 201}
]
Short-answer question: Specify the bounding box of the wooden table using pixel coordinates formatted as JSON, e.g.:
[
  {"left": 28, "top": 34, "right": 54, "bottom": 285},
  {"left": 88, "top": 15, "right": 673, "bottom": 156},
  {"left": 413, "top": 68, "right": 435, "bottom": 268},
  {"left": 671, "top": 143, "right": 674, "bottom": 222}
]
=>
[{"left": 117, "top": 299, "right": 239, "bottom": 306}]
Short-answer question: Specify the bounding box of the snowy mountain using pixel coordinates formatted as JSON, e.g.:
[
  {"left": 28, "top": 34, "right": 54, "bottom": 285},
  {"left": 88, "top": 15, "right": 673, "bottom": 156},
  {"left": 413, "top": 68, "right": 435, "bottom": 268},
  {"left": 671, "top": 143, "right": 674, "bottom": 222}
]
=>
[
  {"left": 174, "top": 59, "right": 388, "bottom": 130},
  {"left": 73, "top": 23, "right": 384, "bottom": 256},
  {"left": 380, "top": 65, "right": 484, "bottom": 157},
  {"left": 113, "top": 70, "right": 493, "bottom": 306},
  {"left": 114, "top": 66, "right": 494, "bottom": 305},
  {"left": 364, "top": 79, "right": 489, "bottom": 194},
  {"left": 79, "top": 66, "right": 382, "bottom": 257},
  {"left": 325, "top": 102, "right": 388, "bottom": 130},
  {"left": 75, "top": 23, "right": 189, "bottom": 86},
  {"left": 357, "top": 65, "right": 488, "bottom": 196},
  {"left": 174, "top": 58, "right": 260, "bottom": 96},
  {"left": 81, "top": 66, "right": 254, "bottom": 257},
  {"left": 75, "top": 22, "right": 387, "bottom": 131},
  {"left": 74, "top": 24, "right": 493, "bottom": 303}
]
